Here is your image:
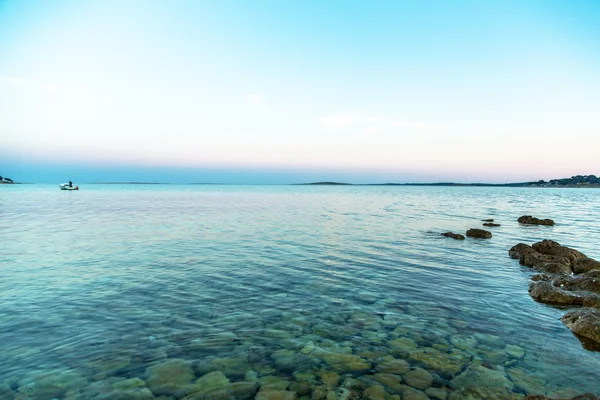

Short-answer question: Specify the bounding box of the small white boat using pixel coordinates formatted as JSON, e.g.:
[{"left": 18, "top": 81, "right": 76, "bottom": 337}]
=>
[{"left": 60, "top": 183, "right": 79, "bottom": 190}]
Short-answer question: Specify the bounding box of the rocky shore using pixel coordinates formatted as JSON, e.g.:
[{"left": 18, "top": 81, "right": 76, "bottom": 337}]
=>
[
  {"left": 509, "top": 240, "right": 600, "bottom": 349},
  {"left": 439, "top": 213, "right": 600, "bottom": 397}
]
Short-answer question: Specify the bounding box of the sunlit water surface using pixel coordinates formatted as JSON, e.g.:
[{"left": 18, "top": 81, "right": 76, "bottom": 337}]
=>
[{"left": 1, "top": 185, "right": 599, "bottom": 399}]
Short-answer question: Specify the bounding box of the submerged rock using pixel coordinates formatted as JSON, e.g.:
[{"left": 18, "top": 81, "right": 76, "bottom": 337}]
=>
[
  {"left": 466, "top": 229, "right": 492, "bottom": 239},
  {"left": 258, "top": 376, "right": 292, "bottom": 391},
  {"left": 426, "top": 387, "right": 449, "bottom": 400},
  {"left": 518, "top": 215, "right": 555, "bottom": 226},
  {"left": 371, "top": 373, "right": 404, "bottom": 393},
  {"left": 271, "top": 349, "right": 311, "bottom": 373},
  {"left": 481, "top": 219, "right": 494, "bottom": 222},
  {"left": 388, "top": 337, "right": 418, "bottom": 353},
  {"left": 375, "top": 358, "right": 410, "bottom": 375},
  {"left": 483, "top": 223, "right": 501, "bottom": 227},
  {"left": 183, "top": 381, "right": 258, "bottom": 400},
  {"left": 363, "top": 385, "right": 386, "bottom": 400},
  {"left": 442, "top": 232, "right": 465, "bottom": 240},
  {"left": 145, "top": 358, "right": 195, "bottom": 397},
  {"left": 195, "top": 371, "right": 230, "bottom": 391},
  {"left": 450, "top": 334, "right": 478, "bottom": 351},
  {"left": 449, "top": 364, "right": 514, "bottom": 399},
  {"left": 17, "top": 368, "right": 88, "bottom": 400},
  {"left": 506, "top": 367, "right": 546, "bottom": 395},
  {"left": 401, "top": 386, "right": 430, "bottom": 400},
  {"left": 409, "top": 348, "right": 469, "bottom": 378},
  {"left": 314, "top": 349, "right": 371, "bottom": 372},
  {"left": 198, "top": 354, "right": 252, "bottom": 379},
  {"left": 112, "top": 378, "right": 147, "bottom": 390},
  {"left": 94, "top": 387, "right": 155, "bottom": 400},
  {"left": 255, "top": 388, "right": 296, "bottom": 400},
  {"left": 504, "top": 344, "right": 525, "bottom": 359},
  {"left": 0, "top": 383, "right": 14, "bottom": 400},
  {"left": 525, "top": 394, "right": 600, "bottom": 400},
  {"left": 560, "top": 308, "right": 600, "bottom": 347},
  {"left": 403, "top": 368, "right": 433, "bottom": 390}
]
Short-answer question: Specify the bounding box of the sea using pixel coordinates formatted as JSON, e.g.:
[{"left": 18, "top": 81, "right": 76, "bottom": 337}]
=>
[{"left": 1, "top": 184, "right": 599, "bottom": 400}]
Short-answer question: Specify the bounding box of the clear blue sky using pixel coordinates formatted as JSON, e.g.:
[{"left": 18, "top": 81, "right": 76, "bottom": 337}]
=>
[{"left": 1, "top": 0, "right": 599, "bottom": 183}]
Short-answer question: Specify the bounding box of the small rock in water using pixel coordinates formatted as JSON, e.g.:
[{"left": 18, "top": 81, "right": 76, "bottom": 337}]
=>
[
  {"left": 483, "top": 222, "right": 501, "bottom": 227},
  {"left": 387, "top": 337, "right": 418, "bottom": 352},
  {"left": 409, "top": 348, "right": 468, "bottom": 378},
  {"left": 195, "top": 371, "right": 230, "bottom": 390},
  {"left": 507, "top": 367, "right": 546, "bottom": 395},
  {"left": 518, "top": 215, "right": 555, "bottom": 226},
  {"left": 256, "top": 388, "right": 296, "bottom": 400},
  {"left": 450, "top": 364, "right": 514, "bottom": 397},
  {"left": 363, "top": 385, "right": 386, "bottom": 400},
  {"left": 442, "top": 232, "right": 465, "bottom": 240},
  {"left": 504, "top": 344, "right": 525, "bottom": 359},
  {"left": 401, "top": 386, "right": 429, "bottom": 400},
  {"left": 466, "top": 229, "right": 492, "bottom": 239},
  {"left": 356, "top": 291, "right": 378, "bottom": 304},
  {"left": 403, "top": 368, "right": 433, "bottom": 390},
  {"left": 145, "top": 358, "right": 194, "bottom": 397},
  {"left": 425, "top": 387, "right": 448, "bottom": 400},
  {"left": 450, "top": 334, "right": 478, "bottom": 351},
  {"left": 376, "top": 358, "right": 410, "bottom": 375},
  {"left": 481, "top": 218, "right": 494, "bottom": 222},
  {"left": 300, "top": 341, "right": 316, "bottom": 355}
]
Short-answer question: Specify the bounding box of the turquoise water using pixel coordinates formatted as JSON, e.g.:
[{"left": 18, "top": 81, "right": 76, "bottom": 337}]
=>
[{"left": 1, "top": 184, "right": 599, "bottom": 399}]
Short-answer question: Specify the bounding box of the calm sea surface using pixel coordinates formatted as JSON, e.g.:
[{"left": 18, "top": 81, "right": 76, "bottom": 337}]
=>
[{"left": 1, "top": 184, "right": 599, "bottom": 399}]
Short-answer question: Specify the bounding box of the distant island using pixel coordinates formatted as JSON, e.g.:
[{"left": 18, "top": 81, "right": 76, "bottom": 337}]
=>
[
  {"left": 89, "top": 182, "right": 169, "bottom": 185},
  {"left": 301, "top": 174, "right": 600, "bottom": 188},
  {"left": 0, "top": 176, "right": 15, "bottom": 184}
]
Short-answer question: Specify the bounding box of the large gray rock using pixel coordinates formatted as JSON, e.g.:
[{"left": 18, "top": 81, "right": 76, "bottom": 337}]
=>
[
  {"left": 528, "top": 272, "right": 600, "bottom": 308},
  {"left": 528, "top": 280, "right": 584, "bottom": 306},
  {"left": 466, "top": 229, "right": 492, "bottom": 239},
  {"left": 518, "top": 215, "right": 554, "bottom": 226},
  {"left": 560, "top": 308, "right": 600, "bottom": 347},
  {"left": 509, "top": 243, "right": 572, "bottom": 274},
  {"left": 532, "top": 240, "right": 587, "bottom": 264},
  {"left": 442, "top": 232, "right": 465, "bottom": 240},
  {"left": 574, "top": 258, "right": 600, "bottom": 274}
]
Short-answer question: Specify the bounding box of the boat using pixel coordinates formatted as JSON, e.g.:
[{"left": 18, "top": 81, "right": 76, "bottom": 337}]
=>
[{"left": 59, "top": 183, "right": 79, "bottom": 190}]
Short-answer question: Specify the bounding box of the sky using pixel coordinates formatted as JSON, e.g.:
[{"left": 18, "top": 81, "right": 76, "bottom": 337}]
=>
[{"left": 1, "top": 0, "right": 599, "bottom": 183}]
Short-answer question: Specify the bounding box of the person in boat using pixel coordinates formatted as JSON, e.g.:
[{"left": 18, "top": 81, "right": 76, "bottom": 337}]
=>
[{"left": 69, "top": 181, "right": 72, "bottom": 187}]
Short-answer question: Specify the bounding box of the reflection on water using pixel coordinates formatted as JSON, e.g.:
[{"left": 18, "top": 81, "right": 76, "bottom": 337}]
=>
[{"left": 1, "top": 185, "right": 599, "bottom": 399}]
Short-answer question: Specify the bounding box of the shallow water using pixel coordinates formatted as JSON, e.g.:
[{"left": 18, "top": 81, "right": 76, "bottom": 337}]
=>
[{"left": 1, "top": 184, "right": 599, "bottom": 399}]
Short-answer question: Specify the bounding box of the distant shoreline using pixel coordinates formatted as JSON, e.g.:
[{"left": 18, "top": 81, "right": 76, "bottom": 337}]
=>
[
  {"left": 2, "top": 181, "right": 599, "bottom": 188},
  {"left": 299, "top": 181, "right": 600, "bottom": 188}
]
